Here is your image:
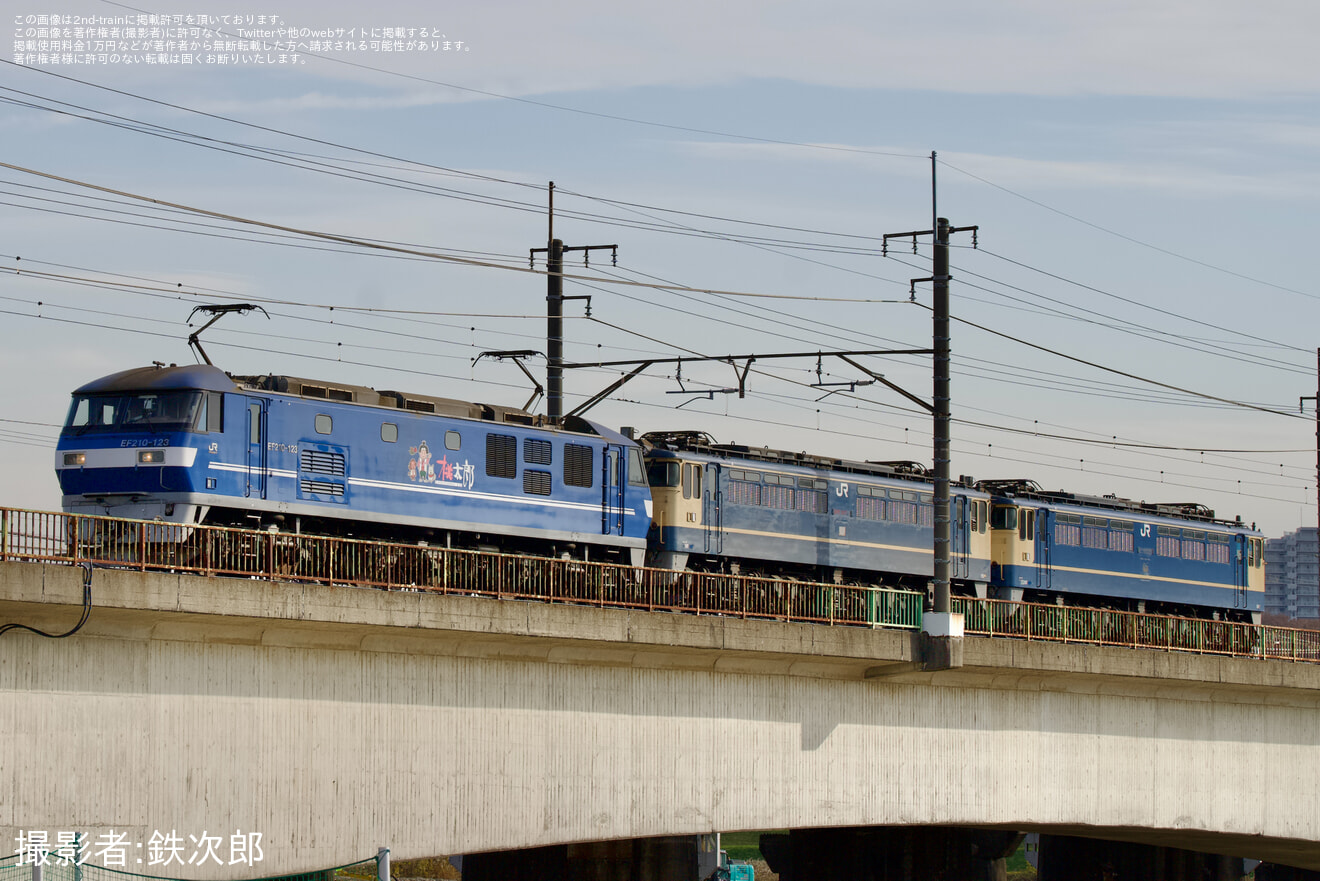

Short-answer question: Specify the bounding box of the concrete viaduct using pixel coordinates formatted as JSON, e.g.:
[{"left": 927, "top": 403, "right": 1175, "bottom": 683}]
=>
[{"left": 1, "top": 560, "right": 1318, "bottom": 878}]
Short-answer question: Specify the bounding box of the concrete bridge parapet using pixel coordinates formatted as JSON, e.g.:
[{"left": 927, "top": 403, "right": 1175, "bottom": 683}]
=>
[{"left": 1, "top": 561, "right": 1318, "bottom": 877}]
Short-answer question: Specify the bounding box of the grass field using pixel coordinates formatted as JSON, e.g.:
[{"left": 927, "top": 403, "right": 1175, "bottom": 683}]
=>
[{"left": 720, "top": 831, "right": 775, "bottom": 863}]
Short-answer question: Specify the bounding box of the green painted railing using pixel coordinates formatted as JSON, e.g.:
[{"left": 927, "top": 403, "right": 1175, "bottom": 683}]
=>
[
  {"left": 0, "top": 508, "right": 923, "bottom": 630},
  {"left": 954, "top": 596, "right": 1320, "bottom": 661},
  {"left": 3, "top": 506, "right": 1318, "bottom": 660}
]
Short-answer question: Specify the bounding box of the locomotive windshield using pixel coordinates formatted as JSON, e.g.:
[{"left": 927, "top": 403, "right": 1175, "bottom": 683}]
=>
[
  {"left": 990, "top": 504, "right": 1018, "bottom": 531},
  {"left": 64, "top": 390, "right": 206, "bottom": 434},
  {"left": 647, "top": 461, "right": 681, "bottom": 487}
]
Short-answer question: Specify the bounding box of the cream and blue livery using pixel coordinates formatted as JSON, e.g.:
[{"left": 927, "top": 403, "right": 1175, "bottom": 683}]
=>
[
  {"left": 981, "top": 479, "right": 1263, "bottom": 623},
  {"left": 643, "top": 431, "right": 993, "bottom": 594}
]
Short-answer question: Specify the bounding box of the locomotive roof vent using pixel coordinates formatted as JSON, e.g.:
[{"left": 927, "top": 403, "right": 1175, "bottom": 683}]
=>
[
  {"left": 1141, "top": 502, "right": 1216, "bottom": 521},
  {"left": 974, "top": 478, "right": 1043, "bottom": 496},
  {"left": 380, "top": 391, "right": 485, "bottom": 420},
  {"left": 866, "top": 460, "right": 929, "bottom": 477},
  {"left": 235, "top": 374, "right": 375, "bottom": 404},
  {"left": 639, "top": 430, "right": 719, "bottom": 451}
]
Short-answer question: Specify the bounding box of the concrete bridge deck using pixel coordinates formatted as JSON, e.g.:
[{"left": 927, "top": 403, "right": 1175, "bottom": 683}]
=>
[{"left": 1, "top": 560, "right": 1318, "bottom": 877}]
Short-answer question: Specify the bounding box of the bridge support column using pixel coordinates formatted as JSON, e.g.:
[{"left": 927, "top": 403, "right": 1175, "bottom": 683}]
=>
[
  {"left": 1037, "top": 834, "right": 1248, "bottom": 881},
  {"left": 761, "top": 826, "right": 1020, "bottom": 880},
  {"left": 462, "top": 844, "right": 567, "bottom": 881},
  {"left": 632, "top": 836, "right": 697, "bottom": 881},
  {"left": 462, "top": 837, "right": 699, "bottom": 881},
  {"left": 920, "top": 612, "right": 964, "bottom": 671},
  {"left": 566, "top": 839, "right": 633, "bottom": 880},
  {"left": 1256, "top": 865, "right": 1320, "bottom": 880}
]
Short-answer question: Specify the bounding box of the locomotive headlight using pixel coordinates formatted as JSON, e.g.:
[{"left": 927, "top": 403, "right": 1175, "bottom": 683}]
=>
[
  {"left": 63, "top": 452, "right": 86, "bottom": 466},
  {"left": 138, "top": 450, "right": 165, "bottom": 464}
]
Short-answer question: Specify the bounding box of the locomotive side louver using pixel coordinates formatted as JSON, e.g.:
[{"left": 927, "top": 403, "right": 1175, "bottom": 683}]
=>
[
  {"left": 301, "top": 449, "right": 346, "bottom": 476},
  {"left": 300, "top": 479, "right": 345, "bottom": 497}
]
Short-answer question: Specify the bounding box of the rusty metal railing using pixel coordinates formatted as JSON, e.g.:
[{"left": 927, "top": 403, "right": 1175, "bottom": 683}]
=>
[
  {"left": 0, "top": 507, "right": 922, "bottom": 629},
  {"left": 954, "top": 596, "right": 1320, "bottom": 662},
  {"left": 3, "top": 506, "right": 1319, "bottom": 661}
]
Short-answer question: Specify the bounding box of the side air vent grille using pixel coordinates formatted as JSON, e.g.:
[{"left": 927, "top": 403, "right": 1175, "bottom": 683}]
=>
[
  {"left": 486, "top": 433, "right": 517, "bottom": 478},
  {"left": 523, "top": 470, "right": 551, "bottom": 496},
  {"left": 300, "top": 450, "right": 346, "bottom": 475}
]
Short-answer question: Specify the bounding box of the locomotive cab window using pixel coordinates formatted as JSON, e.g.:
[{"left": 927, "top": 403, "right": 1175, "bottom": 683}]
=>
[
  {"left": 648, "top": 461, "right": 680, "bottom": 487},
  {"left": 682, "top": 463, "right": 702, "bottom": 500},
  {"left": 66, "top": 390, "right": 208, "bottom": 434},
  {"left": 1019, "top": 509, "right": 1036, "bottom": 542},
  {"left": 972, "top": 500, "right": 988, "bottom": 533},
  {"left": 192, "top": 392, "right": 223, "bottom": 433},
  {"left": 1248, "top": 537, "right": 1263, "bottom": 568},
  {"left": 991, "top": 505, "right": 1018, "bottom": 531},
  {"left": 208, "top": 392, "right": 222, "bottom": 432},
  {"left": 628, "top": 449, "right": 647, "bottom": 486}
]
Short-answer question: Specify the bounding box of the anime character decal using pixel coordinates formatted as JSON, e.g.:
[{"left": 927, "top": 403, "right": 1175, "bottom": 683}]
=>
[{"left": 408, "top": 440, "right": 476, "bottom": 490}]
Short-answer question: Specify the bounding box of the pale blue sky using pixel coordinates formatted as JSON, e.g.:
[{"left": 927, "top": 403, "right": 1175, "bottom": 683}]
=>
[{"left": 4, "top": 0, "right": 1320, "bottom": 536}]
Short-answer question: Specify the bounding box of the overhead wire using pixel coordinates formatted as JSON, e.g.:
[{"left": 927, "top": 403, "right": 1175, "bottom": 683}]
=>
[
  {"left": 937, "top": 157, "right": 1320, "bottom": 302},
  {"left": 883, "top": 248, "right": 1312, "bottom": 377},
  {"left": 972, "top": 246, "right": 1313, "bottom": 355},
  {"left": 937, "top": 304, "right": 1306, "bottom": 420},
  {"left": 0, "top": 158, "right": 900, "bottom": 302},
  {"left": 2, "top": 176, "right": 1309, "bottom": 496},
  {"left": 3, "top": 289, "right": 1310, "bottom": 504},
  {"left": 6, "top": 66, "right": 1311, "bottom": 379},
  {"left": 16, "top": 21, "right": 930, "bottom": 164},
  {"left": 5, "top": 58, "right": 1317, "bottom": 509},
  {"left": 8, "top": 58, "right": 1313, "bottom": 345},
  {"left": 16, "top": 35, "right": 1305, "bottom": 316},
  {"left": 0, "top": 73, "right": 903, "bottom": 255}
]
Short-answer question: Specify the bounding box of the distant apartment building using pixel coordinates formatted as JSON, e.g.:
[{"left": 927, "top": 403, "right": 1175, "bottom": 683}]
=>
[{"left": 1265, "top": 527, "right": 1320, "bottom": 619}]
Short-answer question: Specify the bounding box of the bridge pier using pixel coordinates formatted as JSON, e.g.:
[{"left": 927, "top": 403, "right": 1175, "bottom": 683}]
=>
[
  {"left": 760, "top": 826, "right": 1021, "bottom": 881},
  {"left": 1256, "top": 865, "right": 1320, "bottom": 880},
  {"left": 4, "top": 562, "right": 1320, "bottom": 877},
  {"left": 462, "top": 836, "right": 700, "bottom": 881},
  {"left": 1037, "top": 834, "right": 1248, "bottom": 881}
]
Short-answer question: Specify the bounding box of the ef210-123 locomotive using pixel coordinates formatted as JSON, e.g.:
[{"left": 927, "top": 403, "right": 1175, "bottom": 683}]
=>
[
  {"left": 55, "top": 363, "right": 653, "bottom": 565},
  {"left": 54, "top": 362, "right": 1264, "bottom": 622}
]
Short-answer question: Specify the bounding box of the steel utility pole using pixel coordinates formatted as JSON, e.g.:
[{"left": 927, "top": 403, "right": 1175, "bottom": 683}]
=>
[
  {"left": 531, "top": 182, "right": 616, "bottom": 424},
  {"left": 1302, "top": 348, "right": 1320, "bottom": 611},
  {"left": 932, "top": 215, "right": 954, "bottom": 617},
  {"left": 883, "top": 153, "right": 977, "bottom": 670}
]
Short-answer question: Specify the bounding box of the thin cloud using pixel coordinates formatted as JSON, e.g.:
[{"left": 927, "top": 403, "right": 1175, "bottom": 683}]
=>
[{"left": 674, "top": 140, "right": 1320, "bottom": 199}]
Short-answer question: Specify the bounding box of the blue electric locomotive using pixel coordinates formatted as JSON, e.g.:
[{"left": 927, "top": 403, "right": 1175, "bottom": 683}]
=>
[
  {"left": 980, "top": 479, "right": 1264, "bottom": 623},
  {"left": 55, "top": 364, "right": 653, "bottom": 564},
  {"left": 642, "top": 431, "right": 993, "bottom": 592},
  {"left": 51, "top": 363, "right": 1268, "bottom": 624}
]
